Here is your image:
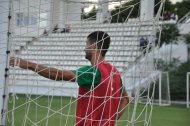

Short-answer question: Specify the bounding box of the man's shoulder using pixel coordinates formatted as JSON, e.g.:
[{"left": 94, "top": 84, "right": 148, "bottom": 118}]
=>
[
  {"left": 99, "top": 63, "right": 119, "bottom": 72},
  {"left": 78, "top": 65, "right": 97, "bottom": 71},
  {"left": 73, "top": 65, "right": 100, "bottom": 74}
]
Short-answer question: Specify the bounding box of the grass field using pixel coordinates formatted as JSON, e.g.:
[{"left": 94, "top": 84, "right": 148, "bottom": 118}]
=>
[{"left": 7, "top": 95, "right": 190, "bottom": 126}]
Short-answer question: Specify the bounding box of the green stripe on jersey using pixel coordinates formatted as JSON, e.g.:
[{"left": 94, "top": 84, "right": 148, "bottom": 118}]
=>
[
  {"left": 72, "top": 66, "right": 100, "bottom": 90},
  {"left": 72, "top": 65, "right": 125, "bottom": 92}
]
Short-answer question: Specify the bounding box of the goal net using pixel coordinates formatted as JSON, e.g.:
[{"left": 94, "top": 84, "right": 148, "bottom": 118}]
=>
[{"left": 0, "top": 0, "right": 166, "bottom": 125}]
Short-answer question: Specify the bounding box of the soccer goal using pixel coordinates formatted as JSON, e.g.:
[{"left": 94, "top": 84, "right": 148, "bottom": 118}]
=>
[
  {"left": 0, "top": 0, "right": 166, "bottom": 126},
  {"left": 187, "top": 72, "right": 190, "bottom": 108},
  {"left": 158, "top": 71, "right": 171, "bottom": 106}
]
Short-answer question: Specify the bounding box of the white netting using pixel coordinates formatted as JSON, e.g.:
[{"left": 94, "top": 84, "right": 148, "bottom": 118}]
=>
[{"left": 0, "top": 0, "right": 166, "bottom": 125}]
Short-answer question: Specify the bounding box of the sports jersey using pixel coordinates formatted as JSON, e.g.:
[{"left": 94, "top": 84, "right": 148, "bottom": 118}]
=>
[{"left": 73, "top": 62, "right": 123, "bottom": 126}]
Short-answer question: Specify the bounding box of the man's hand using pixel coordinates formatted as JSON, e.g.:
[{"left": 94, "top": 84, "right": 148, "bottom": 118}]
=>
[{"left": 117, "top": 90, "right": 129, "bottom": 119}]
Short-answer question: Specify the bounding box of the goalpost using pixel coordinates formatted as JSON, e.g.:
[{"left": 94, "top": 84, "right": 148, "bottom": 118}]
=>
[
  {"left": 187, "top": 72, "right": 190, "bottom": 108},
  {"left": 159, "top": 72, "right": 171, "bottom": 106},
  {"left": 0, "top": 0, "right": 12, "bottom": 125},
  {"left": 0, "top": 0, "right": 166, "bottom": 126}
]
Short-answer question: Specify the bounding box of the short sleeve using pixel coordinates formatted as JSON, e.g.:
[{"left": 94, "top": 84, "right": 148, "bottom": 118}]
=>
[{"left": 72, "top": 66, "right": 101, "bottom": 90}]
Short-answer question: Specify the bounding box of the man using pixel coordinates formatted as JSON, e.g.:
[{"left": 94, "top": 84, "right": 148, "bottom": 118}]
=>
[
  {"left": 139, "top": 36, "right": 148, "bottom": 55},
  {"left": 10, "top": 31, "right": 129, "bottom": 126},
  {"left": 103, "top": 11, "right": 112, "bottom": 23}
]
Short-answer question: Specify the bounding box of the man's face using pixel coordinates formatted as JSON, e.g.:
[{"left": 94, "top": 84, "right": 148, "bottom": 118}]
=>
[{"left": 84, "top": 39, "right": 94, "bottom": 60}]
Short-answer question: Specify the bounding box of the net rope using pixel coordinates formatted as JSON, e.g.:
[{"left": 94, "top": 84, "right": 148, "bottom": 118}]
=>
[{"left": 0, "top": 0, "right": 166, "bottom": 125}]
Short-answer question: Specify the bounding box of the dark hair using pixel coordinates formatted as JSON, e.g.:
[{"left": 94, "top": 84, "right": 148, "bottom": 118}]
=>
[{"left": 87, "top": 31, "right": 110, "bottom": 57}]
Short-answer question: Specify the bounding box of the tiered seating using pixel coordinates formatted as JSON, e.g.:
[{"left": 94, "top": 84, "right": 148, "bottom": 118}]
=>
[
  {"left": 11, "top": 36, "right": 34, "bottom": 51},
  {"left": 10, "top": 21, "right": 154, "bottom": 82}
]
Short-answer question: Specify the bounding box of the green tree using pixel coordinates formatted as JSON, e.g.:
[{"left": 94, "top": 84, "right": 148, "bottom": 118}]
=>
[
  {"left": 185, "top": 33, "right": 190, "bottom": 60},
  {"left": 157, "top": 59, "right": 190, "bottom": 100},
  {"left": 169, "top": 60, "right": 190, "bottom": 100},
  {"left": 111, "top": 0, "right": 174, "bottom": 23},
  {"left": 156, "top": 24, "right": 179, "bottom": 47},
  {"left": 175, "top": 0, "right": 190, "bottom": 20},
  {"left": 156, "top": 24, "right": 179, "bottom": 63},
  {"left": 154, "top": 0, "right": 174, "bottom": 16},
  {"left": 142, "top": 59, "right": 190, "bottom": 101},
  {"left": 156, "top": 58, "right": 181, "bottom": 71},
  {"left": 81, "top": 0, "right": 190, "bottom": 22},
  {"left": 156, "top": 24, "right": 180, "bottom": 47}
]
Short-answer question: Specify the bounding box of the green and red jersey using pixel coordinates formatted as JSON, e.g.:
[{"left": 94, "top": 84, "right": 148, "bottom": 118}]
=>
[{"left": 72, "top": 62, "right": 124, "bottom": 126}]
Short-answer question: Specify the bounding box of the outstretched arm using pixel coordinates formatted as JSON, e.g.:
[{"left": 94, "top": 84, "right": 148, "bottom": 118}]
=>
[
  {"left": 10, "top": 58, "right": 76, "bottom": 81},
  {"left": 117, "top": 89, "right": 129, "bottom": 119}
]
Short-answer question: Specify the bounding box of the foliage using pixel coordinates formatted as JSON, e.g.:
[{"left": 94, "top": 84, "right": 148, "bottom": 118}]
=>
[
  {"left": 81, "top": 0, "right": 190, "bottom": 24},
  {"left": 185, "top": 32, "right": 190, "bottom": 45},
  {"left": 185, "top": 32, "right": 190, "bottom": 60},
  {"left": 142, "top": 58, "right": 180, "bottom": 99},
  {"left": 156, "top": 24, "right": 179, "bottom": 47},
  {"left": 140, "top": 79, "right": 159, "bottom": 99},
  {"left": 155, "top": 0, "right": 190, "bottom": 21},
  {"left": 169, "top": 60, "right": 190, "bottom": 100},
  {"left": 155, "top": 59, "right": 186, "bottom": 100},
  {"left": 175, "top": 0, "right": 190, "bottom": 20},
  {"left": 142, "top": 59, "right": 190, "bottom": 100},
  {"left": 154, "top": 0, "right": 174, "bottom": 15},
  {"left": 156, "top": 58, "right": 181, "bottom": 71},
  {"left": 111, "top": 0, "right": 173, "bottom": 23},
  {"left": 111, "top": 0, "right": 174, "bottom": 23}
]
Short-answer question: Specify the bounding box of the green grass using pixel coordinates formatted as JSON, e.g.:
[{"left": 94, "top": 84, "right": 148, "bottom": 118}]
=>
[
  {"left": 152, "top": 105, "right": 190, "bottom": 126},
  {"left": 7, "top": 95, "right": 190, "bottom": 126}
]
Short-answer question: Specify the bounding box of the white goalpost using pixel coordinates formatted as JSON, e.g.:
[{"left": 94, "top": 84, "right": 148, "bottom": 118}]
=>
[
  {"left": 0, "top": 0, "right": 12, "bottom": 125},
  {"left": 0, "top": 0, "right": 166, "bottom": 126},
  {"left": 159, "top": 71, "right": 171, "bottom": 106},
  {"left": 187, "top": 72, "right": 190, "bottom": 108}
]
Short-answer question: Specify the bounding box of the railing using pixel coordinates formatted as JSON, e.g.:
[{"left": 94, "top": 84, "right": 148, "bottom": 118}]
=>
[{"left": 177, "top": 11, "right": 190, "bottom": 25}]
